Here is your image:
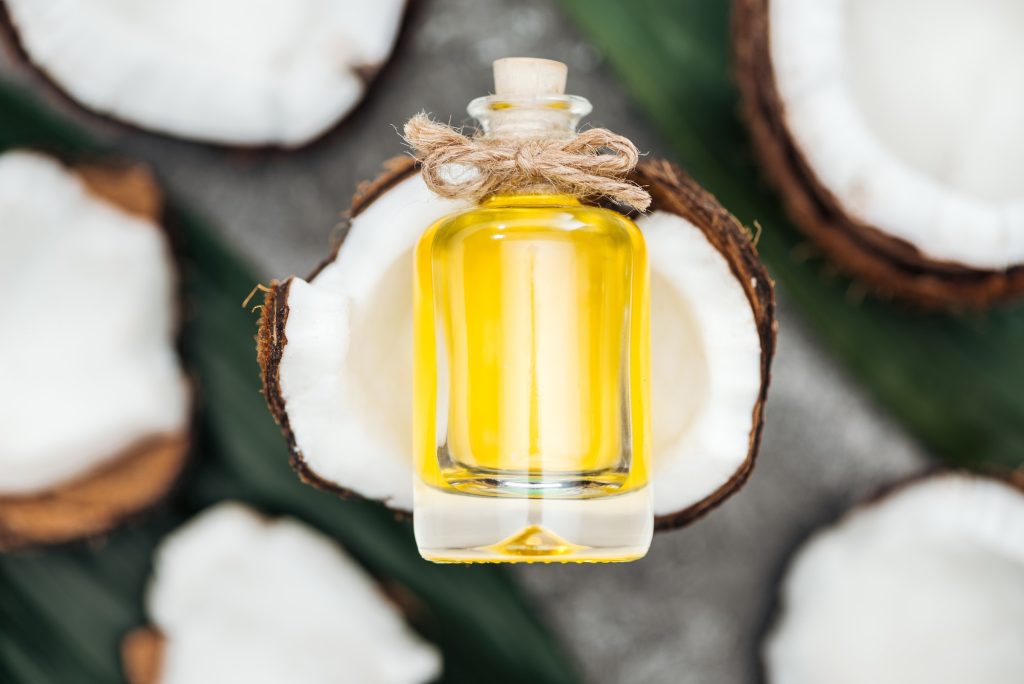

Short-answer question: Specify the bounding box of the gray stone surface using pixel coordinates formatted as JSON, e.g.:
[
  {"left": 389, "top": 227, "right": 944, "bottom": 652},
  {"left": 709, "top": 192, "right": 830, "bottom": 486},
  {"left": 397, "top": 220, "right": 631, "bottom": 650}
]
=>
[
  {"left": 1, "top": 1, "right": 928, "bottom": 682},
  {"left": 517, "top": 303, "right": 925, "bottom": 684}
]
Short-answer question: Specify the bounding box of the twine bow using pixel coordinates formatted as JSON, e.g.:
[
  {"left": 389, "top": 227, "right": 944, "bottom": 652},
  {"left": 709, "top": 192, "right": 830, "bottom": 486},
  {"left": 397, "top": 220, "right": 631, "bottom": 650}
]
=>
[{"left": 403, "top": 113, "right": 651, "bottom": 212}]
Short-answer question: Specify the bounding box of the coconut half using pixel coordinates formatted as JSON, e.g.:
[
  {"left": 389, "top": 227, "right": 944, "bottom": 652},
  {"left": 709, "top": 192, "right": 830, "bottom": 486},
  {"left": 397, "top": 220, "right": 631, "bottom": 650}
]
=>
[
  {"left": 257, "top": 157, "right": 775, "bottom": 529},
  {"left": 122, "top": 502, "right": 441, "bottom": 684},
  {"left": 735, "top": 0, "right": 1024, "bottom": 307},
  {"left": 0, "top": 150, "right": 190, "bottom": 551},
  {"left": 765, "top": 474, "right": 1024, "bottom": 684},
  {"left": 1, "top": 0, "right": 408, "bottom": 147}
]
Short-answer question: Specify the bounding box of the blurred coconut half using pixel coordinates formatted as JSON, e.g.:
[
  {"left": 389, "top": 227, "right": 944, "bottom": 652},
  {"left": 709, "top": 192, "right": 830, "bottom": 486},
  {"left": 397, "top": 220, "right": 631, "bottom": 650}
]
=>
[
  {"left": 1, "top": 0, "right": 408, "bottom": 147},
  {"left": 735, "top": 0, "right": 1024, "bottom": 307},
  {"left": 766, "top": 474, "right": 1024, "bottom": 684},
  {"left": 0, "top": 150, "right": 190, "bottom": 550},
  {"left": 256, "top": 157, "right": 776, "bottom": 530},
  {"left": 122, "top": 502, "right": 441, "bottom": 684}
]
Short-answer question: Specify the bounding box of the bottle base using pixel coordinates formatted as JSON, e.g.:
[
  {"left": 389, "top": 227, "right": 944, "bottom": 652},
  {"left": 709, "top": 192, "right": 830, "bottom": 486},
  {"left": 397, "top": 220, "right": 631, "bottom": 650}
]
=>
[{"left": 414, "top": 481, "right": 653, "bottom": 564}]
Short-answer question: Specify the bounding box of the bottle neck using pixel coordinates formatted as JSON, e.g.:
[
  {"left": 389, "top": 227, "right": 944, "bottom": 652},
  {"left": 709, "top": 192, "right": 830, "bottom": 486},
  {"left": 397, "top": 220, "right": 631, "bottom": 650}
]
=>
[
  {"left": 481, "top": 192, "right": 582, "bottom": 207},
  {"left": 468, "top": 94, "right": 592, "bottom": 140},
  {"left": 468, "top": 93, "right": 593, "bottom": 199}
]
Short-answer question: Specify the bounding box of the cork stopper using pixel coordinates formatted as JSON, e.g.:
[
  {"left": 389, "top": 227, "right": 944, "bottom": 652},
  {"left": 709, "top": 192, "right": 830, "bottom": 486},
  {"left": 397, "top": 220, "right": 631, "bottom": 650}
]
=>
[{"left": 493, "top": 58, "right": 567, "bottom": 98}]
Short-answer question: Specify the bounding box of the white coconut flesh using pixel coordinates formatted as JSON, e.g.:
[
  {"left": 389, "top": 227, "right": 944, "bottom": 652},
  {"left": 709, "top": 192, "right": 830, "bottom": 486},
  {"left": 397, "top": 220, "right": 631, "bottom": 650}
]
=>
[
  {"left": 0, "top": 150, "right": 188, "bottom": 494},
  {"left": 770, "top": 0, "right": 1024, "bottom": 270},
  {"left": 3, "top": 0, "right": 407, "bottom": 146},
  {"left": 146, "top": 502, "right": 441, "bottom": 684},
  {"left": 766, "top": 475, "right": 1024, "bottom": 684},
  {"left": 278, "top": 173, "right": 764, "bottom": 517}
]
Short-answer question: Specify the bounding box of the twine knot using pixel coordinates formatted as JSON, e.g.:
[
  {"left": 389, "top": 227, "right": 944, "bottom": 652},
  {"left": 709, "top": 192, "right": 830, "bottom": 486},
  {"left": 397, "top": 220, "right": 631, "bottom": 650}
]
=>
[{"left": 403, "top": 113, "right": 651, "bottom": 212}]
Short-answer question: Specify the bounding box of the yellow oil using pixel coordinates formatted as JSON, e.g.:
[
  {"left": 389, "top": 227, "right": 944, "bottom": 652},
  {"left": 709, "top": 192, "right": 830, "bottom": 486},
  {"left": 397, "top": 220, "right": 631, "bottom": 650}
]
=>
[{"left": 413, "top": 193, "right": 651, "bottom": 561}]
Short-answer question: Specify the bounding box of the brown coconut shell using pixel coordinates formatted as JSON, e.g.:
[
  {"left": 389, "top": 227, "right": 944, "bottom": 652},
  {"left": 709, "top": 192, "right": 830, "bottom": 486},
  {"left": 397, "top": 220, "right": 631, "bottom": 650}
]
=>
[
  {"left": 257, "top": 156, "right": 775, "bottom": 531},
  {"left": 0, "top": 1, "right": 411, "bottom": 151},
  {"left": 640, "top": 159, "right": 776, "bottom": 529},
  {"left": 122, "top": 628, "right": 165, "bottom": 684},
  {"left": 258, "top": 157, "right": 777, "bottom": 529},
  {"left": 0, "top": 161, "right": 191, "bottom": 552},
  {"left": 733, "top": 0, "right": 1024, "bottom": 308}
]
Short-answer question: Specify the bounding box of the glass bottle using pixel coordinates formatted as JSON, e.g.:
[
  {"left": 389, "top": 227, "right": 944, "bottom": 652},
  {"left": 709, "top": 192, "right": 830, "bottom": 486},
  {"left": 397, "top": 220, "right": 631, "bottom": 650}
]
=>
[{"left": 413, "top": 58, "right": 652, "bottom": 562}]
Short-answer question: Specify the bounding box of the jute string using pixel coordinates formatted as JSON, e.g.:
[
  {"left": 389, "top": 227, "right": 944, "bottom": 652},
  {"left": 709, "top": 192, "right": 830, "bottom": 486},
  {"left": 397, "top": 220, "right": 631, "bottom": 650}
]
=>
[{"left": 403, "top": 113, "right": 651, "bottom": 212}]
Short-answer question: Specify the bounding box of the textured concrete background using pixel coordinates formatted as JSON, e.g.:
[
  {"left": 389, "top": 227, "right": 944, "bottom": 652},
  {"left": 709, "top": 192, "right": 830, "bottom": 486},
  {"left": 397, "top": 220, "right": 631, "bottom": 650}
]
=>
[{"left": 1, "top": 1, "right": 929, "bottom": 682}]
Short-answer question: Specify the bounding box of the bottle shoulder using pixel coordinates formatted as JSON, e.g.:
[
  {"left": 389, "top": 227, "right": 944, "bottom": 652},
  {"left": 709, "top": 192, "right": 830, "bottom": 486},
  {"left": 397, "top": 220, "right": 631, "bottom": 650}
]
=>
[{"left": 422, "top": 201, "right": 644, "bottom": 245}]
